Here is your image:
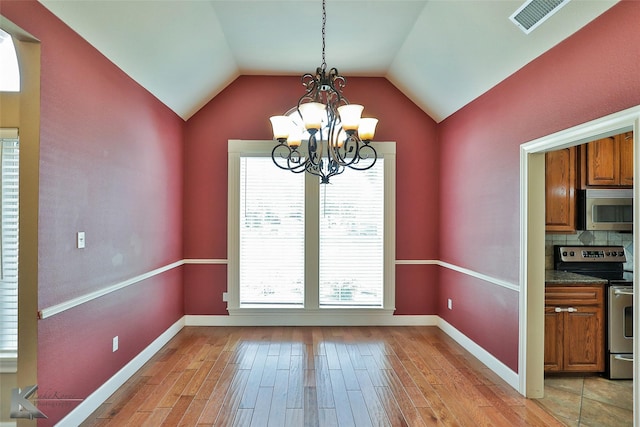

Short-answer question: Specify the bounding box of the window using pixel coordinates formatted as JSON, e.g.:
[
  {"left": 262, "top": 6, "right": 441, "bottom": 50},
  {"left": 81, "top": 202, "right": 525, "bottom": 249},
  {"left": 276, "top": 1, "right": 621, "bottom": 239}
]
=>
[
  {"left": 318, "top": 162, "right": 385, "bottom": 307},
  {"left": 0, "top": 29, "right": 20, "bottom": 92},
  {"left": 228, "top": 140, "right": 395, "bottom": 320},
  {"left": 0, "top": 129, "right": 19, "bottom": 369},
  {"left": 239, "top": 157, "right": 305, "bottom": 306}
]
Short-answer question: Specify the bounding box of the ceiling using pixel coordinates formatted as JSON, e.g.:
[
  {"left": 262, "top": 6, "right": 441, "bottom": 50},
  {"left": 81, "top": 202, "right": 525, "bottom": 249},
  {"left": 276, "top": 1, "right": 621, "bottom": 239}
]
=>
[{"left": 37, "top": 0, "right": 619, "bottom": 122}]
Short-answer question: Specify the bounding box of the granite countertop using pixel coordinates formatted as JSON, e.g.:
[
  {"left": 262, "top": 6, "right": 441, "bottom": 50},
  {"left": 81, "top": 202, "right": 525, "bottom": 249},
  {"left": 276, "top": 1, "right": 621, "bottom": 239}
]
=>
[{"left": 545, "top": 270, "right": 608, "bottom": 285}]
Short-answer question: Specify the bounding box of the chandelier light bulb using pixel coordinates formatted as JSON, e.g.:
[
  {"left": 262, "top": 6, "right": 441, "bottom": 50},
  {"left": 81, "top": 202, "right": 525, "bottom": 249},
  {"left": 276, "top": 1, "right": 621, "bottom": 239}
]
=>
[
  {"left": 270, "top": 115, "right": 292, "bottom": 141},
  {"left": 287, "top": 127, "right": 303, "bottom": 148},
  {"left": 332, "top": 129, "right": 347, "bottom": 148},
  {"left": 337, "top": 104, "right": 364, "bottom": 131},
  {"left": 358, "top": 118, "right": 378, "bottom": 141},
  {"left": 298, "top": 102, "right": 326, "bottom": 130}
]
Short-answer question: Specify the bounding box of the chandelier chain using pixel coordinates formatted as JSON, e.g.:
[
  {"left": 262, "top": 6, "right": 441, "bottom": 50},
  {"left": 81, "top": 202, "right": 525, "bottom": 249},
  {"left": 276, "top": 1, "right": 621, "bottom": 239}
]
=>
[{"left": 321, "top": 0, "right": 326, "bottom": 72}]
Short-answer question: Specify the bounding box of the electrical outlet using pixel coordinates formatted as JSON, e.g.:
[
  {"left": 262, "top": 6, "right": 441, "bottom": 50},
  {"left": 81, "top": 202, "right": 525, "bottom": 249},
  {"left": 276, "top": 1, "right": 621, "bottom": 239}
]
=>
[
  {"left": 447, "top": 298, "right": 453, "bottom": 310},
  {"left": 112, "top": 336, "right": 119, "bottom": 352},
  {"left": 77, "top": 231, "right": 86, "bottom": 249}
]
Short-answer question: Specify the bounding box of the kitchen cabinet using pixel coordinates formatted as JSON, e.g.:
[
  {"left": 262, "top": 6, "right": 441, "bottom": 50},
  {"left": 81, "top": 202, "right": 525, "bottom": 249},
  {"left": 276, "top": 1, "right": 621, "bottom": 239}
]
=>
[
  {"left": 585, "top": 131, "right": 633, "bottom": 187},
  {"left": 544, "top": 285, "right": 605, "bottom": 373},
  {"left": 545, "top": 147, "right": 577, "bottom": 232},
  {"left": 619, "top": 131, "right": 634, "bottom": 186}
]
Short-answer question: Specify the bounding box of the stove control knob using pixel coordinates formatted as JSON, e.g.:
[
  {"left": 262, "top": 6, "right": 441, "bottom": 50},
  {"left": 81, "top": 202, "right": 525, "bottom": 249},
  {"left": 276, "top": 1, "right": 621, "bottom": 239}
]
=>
[
  {"left": 562, "top": 251, "right": 568, "bottom": 257},
  {"left": 569, "top": 251, "right": 575, "bottom": 256},
  {"left": 618, "top": 251, "right": 625, "bottom": 257}
]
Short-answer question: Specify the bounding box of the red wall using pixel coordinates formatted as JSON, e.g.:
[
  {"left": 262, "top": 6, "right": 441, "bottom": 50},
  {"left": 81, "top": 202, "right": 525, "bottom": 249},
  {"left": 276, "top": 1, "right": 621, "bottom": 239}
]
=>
[
  {"left": 2, "top": 2, "right": 185, "bottom": 425},
  {"left": 183, "top": 75, "right": 440, "bottom": 315},
  {"left": 437, "top": 0, "right": 640, "bottom": 371}
]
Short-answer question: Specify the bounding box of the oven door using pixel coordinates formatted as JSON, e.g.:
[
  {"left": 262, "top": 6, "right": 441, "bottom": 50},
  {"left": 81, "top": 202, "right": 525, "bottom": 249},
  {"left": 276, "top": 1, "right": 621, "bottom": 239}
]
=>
[{"left": 608, "top": 285, "right": 633, "bottom": 379}]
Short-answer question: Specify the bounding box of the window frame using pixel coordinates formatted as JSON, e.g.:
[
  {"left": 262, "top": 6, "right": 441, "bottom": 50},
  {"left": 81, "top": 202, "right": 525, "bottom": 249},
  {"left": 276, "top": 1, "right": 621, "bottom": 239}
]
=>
[{"left": 227, "top": 140, "right": 396, "bottom": 323}]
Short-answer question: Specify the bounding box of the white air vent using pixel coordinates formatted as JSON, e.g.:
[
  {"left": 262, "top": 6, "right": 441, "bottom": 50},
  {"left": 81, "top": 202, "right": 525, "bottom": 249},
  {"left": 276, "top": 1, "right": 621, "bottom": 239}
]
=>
[{"left": 510, "top": 0, "right": 572, "bottom": 34}]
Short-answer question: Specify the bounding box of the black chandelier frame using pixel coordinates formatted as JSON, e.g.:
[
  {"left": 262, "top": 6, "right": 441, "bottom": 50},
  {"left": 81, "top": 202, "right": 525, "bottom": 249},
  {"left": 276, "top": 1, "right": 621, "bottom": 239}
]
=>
[{"left": 270, "top": 0, "right": 377, "bottom": 184}]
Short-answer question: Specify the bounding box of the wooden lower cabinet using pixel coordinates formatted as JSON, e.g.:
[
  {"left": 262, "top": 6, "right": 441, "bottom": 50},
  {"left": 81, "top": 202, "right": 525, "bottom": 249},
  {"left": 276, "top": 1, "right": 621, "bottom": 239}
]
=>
[{"left": 544, "top": 285, "right": 605, "bottom": 373}]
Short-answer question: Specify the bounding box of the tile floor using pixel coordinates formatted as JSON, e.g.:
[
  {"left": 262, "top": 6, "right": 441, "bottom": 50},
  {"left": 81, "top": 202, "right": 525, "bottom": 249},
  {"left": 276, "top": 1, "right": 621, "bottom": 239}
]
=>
[{"left": 536, "top": 375, "right": 633, "bottom": 426}]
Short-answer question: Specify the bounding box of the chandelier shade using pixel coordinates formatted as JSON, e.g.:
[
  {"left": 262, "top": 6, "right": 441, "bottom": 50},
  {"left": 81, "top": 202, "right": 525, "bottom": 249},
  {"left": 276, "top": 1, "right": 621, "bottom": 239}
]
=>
[{"left": 268, "top": 0, "right": 378, "bottom": 184}]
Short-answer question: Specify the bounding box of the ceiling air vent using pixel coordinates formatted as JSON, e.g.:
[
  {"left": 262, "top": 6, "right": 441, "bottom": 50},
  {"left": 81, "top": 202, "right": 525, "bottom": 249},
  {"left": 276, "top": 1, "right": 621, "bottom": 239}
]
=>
[{"left": 509, "top": 0, "right": 572, "bottom": 34}]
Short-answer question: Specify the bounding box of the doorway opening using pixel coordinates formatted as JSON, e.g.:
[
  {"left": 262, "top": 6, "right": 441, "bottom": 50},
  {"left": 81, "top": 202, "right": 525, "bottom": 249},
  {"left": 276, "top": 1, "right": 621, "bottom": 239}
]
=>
[{"left": 519, "top": 106, "right": 639, "bottom": 425}]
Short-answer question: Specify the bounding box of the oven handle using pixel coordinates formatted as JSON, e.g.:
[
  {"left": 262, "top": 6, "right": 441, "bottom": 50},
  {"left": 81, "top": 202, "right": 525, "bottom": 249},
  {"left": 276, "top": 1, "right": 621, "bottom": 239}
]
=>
[
  {"left": 614, "top": 355, "right": 634, "bottom": 363},
  {"left": 613, "top": 289, "right": 634, "bottom": 296}
]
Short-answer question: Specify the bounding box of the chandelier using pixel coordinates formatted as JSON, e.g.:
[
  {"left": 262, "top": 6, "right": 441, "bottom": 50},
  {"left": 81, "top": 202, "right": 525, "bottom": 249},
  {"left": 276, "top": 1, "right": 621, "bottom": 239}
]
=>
[{"left": 269, "top": 0, "right": 378, "bottom": 184}]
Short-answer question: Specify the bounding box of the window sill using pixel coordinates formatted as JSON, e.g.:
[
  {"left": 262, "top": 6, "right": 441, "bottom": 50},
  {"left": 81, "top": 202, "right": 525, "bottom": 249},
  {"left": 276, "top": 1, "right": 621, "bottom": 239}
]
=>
[{"left": 227, "top": 307, "right": 396, "bottom": 326}]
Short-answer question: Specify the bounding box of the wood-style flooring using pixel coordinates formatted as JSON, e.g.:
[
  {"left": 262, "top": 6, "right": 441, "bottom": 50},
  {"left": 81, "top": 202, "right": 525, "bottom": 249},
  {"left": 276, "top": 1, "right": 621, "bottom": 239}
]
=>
[{"left": 82, "top": 326, "right": 565, "bottom": 426}]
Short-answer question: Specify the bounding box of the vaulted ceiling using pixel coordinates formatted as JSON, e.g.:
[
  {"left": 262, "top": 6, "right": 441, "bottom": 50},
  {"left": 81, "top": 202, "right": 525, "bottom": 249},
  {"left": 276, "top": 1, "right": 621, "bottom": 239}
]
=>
[{"left": 38, "top": 0, "right": 619, "bottom": 122}]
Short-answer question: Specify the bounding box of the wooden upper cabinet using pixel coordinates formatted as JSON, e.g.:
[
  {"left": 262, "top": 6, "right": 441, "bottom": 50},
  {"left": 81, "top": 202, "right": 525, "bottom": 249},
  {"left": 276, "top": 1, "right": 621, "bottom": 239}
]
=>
[
  {"left": 586, "top": 136, "right": 617, "bottom": 186},
  {"left": 545, "top": 147, "right": 576, "bottom": 232},
  {"left": 619, "top": 131, "right": 634, "bottom": 186},
  {"left": 585, "top": 132, "right": 633, "bottom": 187}
]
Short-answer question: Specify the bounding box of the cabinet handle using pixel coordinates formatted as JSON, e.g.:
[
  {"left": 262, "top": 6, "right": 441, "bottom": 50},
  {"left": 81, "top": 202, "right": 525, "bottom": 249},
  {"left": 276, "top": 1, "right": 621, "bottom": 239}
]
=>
[{"left": 554, "top": 307, "right": 577, "bottom": 312}]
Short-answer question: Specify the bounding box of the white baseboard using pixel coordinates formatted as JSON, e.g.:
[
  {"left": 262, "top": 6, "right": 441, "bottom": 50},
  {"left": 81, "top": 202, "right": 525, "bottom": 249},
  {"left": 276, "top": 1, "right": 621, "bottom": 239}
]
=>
[
  {"left": 185, "top": 314, "right": 439, "bottom": 327},
  {"left": 55, "top": 317, "right": 185, "bottom": 427},
  {"left": 437, "top": 318, "right": 519, "bottom": 391}
]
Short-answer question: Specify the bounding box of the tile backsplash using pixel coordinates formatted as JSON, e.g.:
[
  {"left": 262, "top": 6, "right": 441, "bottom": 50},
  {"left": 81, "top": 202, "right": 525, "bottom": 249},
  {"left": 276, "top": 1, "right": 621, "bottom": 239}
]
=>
[{"left": 545, "top": 231, "right": 634, "bottom": 270}]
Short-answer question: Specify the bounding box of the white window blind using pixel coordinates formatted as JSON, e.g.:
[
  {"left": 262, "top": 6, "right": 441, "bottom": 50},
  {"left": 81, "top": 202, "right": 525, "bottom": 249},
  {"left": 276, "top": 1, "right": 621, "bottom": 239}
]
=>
[
  {"left": 0, "top": 130, "right": 19, "bottom": 359},
  {"left": 319, "top": 160, "right": 384, "bottom": 307},
  {"left": 239, "top": 157, "right": 305, "bottom": 306}
]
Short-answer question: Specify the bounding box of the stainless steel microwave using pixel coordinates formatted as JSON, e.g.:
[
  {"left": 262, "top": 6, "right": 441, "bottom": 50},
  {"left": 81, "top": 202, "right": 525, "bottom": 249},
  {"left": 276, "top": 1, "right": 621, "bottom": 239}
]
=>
[{"left": 580, "top": 189, "right": 633, "bottom": 231}]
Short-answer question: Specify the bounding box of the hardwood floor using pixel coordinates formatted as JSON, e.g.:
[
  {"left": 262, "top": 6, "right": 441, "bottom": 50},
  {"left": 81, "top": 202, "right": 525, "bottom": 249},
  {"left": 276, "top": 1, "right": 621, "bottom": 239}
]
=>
[{"left": 82, "top": 326, "right": 564, "bottom": 426}]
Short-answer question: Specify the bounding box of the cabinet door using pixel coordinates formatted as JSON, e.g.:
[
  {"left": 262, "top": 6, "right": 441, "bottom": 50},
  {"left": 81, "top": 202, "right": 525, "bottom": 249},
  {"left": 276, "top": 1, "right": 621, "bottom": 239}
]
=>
[
  {"left": 545, "top": 147, "right": 576, "bottom": 232},
  {"left": 544, "top": 307, "right": 563, "bottom": 372},
  {"left": 586, "top": 136, "right": 618, "bottom": 186},
  {"left": 619, "top": 131, "right": 634, "bottom": 186},
  {"left": 563, "top": 306, "right": 604, "bottom": 372}
]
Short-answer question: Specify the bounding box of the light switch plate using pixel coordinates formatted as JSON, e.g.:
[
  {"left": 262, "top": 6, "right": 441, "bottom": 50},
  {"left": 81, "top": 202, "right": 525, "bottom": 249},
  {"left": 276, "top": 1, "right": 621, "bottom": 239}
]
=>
[
  {"left": 77, "top": 231, "right": 86, "bottom": 249},
  {"left": 113, "top": 336, "right": 118, "bottom": 352}
]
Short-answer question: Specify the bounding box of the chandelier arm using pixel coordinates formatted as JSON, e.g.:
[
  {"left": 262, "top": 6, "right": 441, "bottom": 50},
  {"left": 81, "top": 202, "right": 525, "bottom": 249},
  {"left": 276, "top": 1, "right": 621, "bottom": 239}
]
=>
[
  {"left": 345, "top": 143, "right": 378, "bottom": 171},
  {"left": 271, "top": 144, "right": 308, "bottom": 174},
  {"left": 307, "top": 132, "right": 324, "bottom": 168},
  {"left": 327, "top": 133, "right": 360, "bottom": 168}
]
